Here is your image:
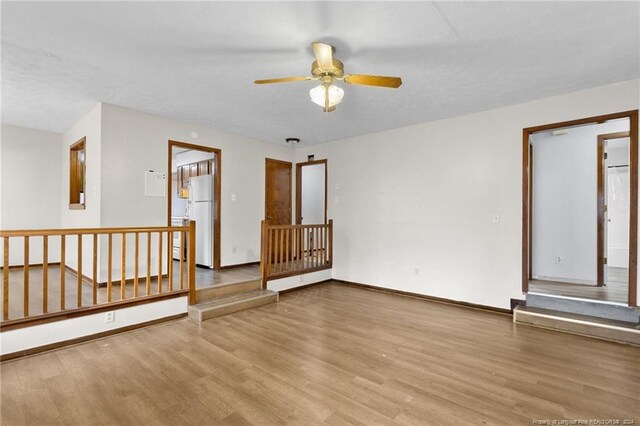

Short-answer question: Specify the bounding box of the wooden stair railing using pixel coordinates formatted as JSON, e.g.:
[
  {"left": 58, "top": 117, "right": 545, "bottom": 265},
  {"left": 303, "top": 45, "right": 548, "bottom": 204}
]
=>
[
  {"left": 0, "top": 221, "right": 196, "bottom": 330},
  {"left": 260, "top": 220, "right": 333, "bottom": 285}
]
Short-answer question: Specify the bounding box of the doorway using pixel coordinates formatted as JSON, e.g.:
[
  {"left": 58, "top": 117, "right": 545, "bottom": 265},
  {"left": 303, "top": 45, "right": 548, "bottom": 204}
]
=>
[
  {"left": 598, "top": 132, "right": 631, "bottom": 289},
  {"left": 167, "top": 140, "right": 221, "bottom": 271},
  {"left": 523, "top": 110, "right": 638, "bottom": 306},
  {"left": 296, "top": 159, "right": 327, "bottom": 225}
]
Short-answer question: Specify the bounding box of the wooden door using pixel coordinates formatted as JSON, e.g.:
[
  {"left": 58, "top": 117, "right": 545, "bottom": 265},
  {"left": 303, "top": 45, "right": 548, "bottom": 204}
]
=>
[
  {"left": 265, "top": 159, "right": 292, "bottom": 224},
  {"left": 265, "top": 159, "right": 292, "bottom": 264}
]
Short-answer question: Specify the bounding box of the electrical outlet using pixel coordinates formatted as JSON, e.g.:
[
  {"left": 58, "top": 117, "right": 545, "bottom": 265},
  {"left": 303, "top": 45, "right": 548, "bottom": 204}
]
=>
[
  {"left": 231, "top": 193, "right": 236, "bottom": 201},
  {"left": 232, "top": 245, "right": 237, "bottom": 254},
  {"left": 414, "top": 268, "right": 420, "bottom": 276},
  {"left": 555, "top": 256, "right": 563, "bottom": 264},
  {"left": 105, "top": 311, "right": 115, "bottom": 323}
]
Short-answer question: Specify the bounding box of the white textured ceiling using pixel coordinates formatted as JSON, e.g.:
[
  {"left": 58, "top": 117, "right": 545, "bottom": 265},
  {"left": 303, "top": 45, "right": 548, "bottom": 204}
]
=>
[{"left": 2, "top": 1, "right": 639, "bottom": 146}]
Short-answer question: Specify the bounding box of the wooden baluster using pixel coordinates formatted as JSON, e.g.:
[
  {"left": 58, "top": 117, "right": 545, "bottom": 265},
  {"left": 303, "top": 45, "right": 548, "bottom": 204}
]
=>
[
  {"left": 134, "top": 232, "right": 139, "bottom": 298},
  {"left": 23, "top": 236, "right": 29, "bottom": 317},
  {"left": 60, "top": 235, "right": 66, "bottom": 310},
  {"left": 92, "top": 234, "right": 97, "bottom": 305},
  {"left": 267, "top": 227, "right": 273, "bottom": 277},
  {"left": 273, "top": 228, "right": 277, "bottom": 274},
  {"left": 77, "top": 234, "right": 83, "bottom": 307},
  {"left": 291, "top": 227, "right": 296, "bottom": 272},
  {"left": 168, "top": 231, "right": 173, "bottom": 292},
  {"left": 278, "top": 228, "right": 284, "bottom": 273},
  {"left": 279, "top": 228, "right": 282, "bottom": 273},
  {"left": 319, "top": 225, "right": 324, "bottom": 266},
  {"left": 157, "top": 231, "right": 163, "bottom": 294},
  {"left": 298, "top": 227, "right": 302, "bottom": 271},
  {"left": 146, "top": 232, "right": 151, "bottom": 296},
  {"left": 121, "top": 233, "right": 126, "bottom": 300},
  {"left": 314, "top": 226, "right": 318, "bottom": 267},
  {"left": 311, "top": 227, "right": 316, "bottom": 269},
  {"left": 3, "top": 237, "right": 9, "bottom": 320},
  {"left": 107, "top": 234, "right": 113, "bottom": 302},
  {"left": 285, "top": 227, "right": 289, "bottom": 273},
  {"left": 306, "top": 228, "right": 310, "bottom": 270},
  {"left": 314, "top": 227, "right": 318, "bottom": 268},
  {"left": 318, "top": 226, "right": 322, "bottom": 267},
  {"left": 323, "top": 224, "right": 327, "bottom": 265},
  {"left": 43, "top": 236, "right": 48, "bottom": 314},
  {"left": 179, "top": 231, "right": 185, "bottom": 290}
]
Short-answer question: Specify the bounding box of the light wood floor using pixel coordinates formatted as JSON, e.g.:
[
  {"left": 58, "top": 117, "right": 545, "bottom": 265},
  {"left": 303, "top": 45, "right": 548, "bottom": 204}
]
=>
[
  {"left": 1, "top": 263, "right": 261, "bottom": 320},
  {"left": 194, "top": 263, "right": 260, "bottom": 288},
  {"left": 2, "top": 283, "right": 639, "bottom": 425},
  {"left": 529, "top": 267, "right": 629, "bottom": 304}
]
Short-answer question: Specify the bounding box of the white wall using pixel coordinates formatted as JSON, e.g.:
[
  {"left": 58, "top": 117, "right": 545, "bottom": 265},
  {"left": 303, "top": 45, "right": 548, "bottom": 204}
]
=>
[
  {"left": 1, "top": 124, "right": 63, "bottom": 265},
  {"left": 295, "top": 79, "right": 639, "bottom": 309},
  {"left": 100, "top": 103, "right": 293, "bottom": 272},
  {"left": 0, "top": 296, "right": 187, "bottom": 355},
  {"left": 268, "top": 269, "right": 332, "bottom": 292},
  {"left": 531, "top": 120, "right": 629, "bottom": 283},
  {"left": 301, "top": 163, "right": 326, "bottom": 224}
]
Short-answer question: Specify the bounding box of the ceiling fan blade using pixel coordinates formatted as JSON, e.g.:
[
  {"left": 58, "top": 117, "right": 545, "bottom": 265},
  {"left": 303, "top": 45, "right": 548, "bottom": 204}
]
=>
[
  {"left": 254, "top": 76, "right": 311, "bottom": 85},
  {"left": 312, "top": 42, "right": 334, "bottom": 69},
  {"left": 343, "top": 74, "right": 402, "bottom": 88}
]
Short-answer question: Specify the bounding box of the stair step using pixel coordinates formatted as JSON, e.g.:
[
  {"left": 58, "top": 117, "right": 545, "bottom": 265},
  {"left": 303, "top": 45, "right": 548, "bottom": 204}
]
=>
[
  {"left": 514, "top": 305, "right": 640, "bottom": 346},
  {"left": 526, "top": 293, "right": 640, "bottom": 323},
  {"left": 195, "top": 278, "right": 262, "bottom": 302},
  {"left": 188, "top": 289, "right": 278, "bottom": 323}
]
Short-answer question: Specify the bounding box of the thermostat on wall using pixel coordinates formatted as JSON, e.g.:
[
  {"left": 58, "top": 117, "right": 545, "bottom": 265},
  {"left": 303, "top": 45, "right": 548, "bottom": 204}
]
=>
[{"left": 145, "top": 170, "right": 166, "bottom": 197}]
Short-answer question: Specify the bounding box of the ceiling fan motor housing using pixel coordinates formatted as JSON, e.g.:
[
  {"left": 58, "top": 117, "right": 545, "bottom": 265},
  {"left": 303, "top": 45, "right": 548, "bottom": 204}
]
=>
[{"left": 311, "top": 59, "right": 344, "bottom": 79}]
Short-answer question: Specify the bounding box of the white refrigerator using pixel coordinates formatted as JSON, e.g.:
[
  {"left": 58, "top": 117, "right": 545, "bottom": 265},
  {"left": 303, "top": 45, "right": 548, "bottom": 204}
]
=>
[{"left": 188, "top": 175, "right": 214, "bottom": 268}]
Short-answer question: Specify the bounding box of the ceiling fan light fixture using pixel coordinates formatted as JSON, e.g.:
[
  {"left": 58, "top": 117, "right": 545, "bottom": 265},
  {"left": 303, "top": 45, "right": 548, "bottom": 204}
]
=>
[{"left": 309, "top": 84, "right": 344, "bottom": 108}]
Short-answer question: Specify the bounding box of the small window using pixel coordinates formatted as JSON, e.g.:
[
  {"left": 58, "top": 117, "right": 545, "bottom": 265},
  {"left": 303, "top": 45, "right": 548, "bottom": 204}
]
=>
[{"left": 69, "top": 137, "right": 86, "bottom": 210}]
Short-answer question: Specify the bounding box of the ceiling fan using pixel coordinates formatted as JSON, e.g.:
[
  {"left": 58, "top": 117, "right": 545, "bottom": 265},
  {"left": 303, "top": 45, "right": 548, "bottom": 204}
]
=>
[{"left": 254, "top": 42, "right": 402, "bottom": 112}]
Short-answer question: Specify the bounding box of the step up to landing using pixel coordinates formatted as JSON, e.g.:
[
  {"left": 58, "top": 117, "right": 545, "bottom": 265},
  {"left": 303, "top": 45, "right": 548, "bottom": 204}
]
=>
[
  {"left": 188, "top": 289, "right": 278, "bottom": 324},
  {"left": 195, "top": 278, "right": 262, "bottom": 303},
  {"left": 514, "top": 305, "right": 640, "bottom": 346},
  {"left": 526, "top": 293, "right": 640, "bottom": 323}
]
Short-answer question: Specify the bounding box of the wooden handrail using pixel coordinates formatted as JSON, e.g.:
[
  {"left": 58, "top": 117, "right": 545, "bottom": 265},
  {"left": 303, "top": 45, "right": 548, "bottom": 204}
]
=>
[
  {"left": 260, "top": 219, "right": 333, "bottom": 285},
  {"left": 0, "top": 222, "right": 196, "bottom": 329},
  {"left": 0, "top": 225, "right": 189, "bottom": 238}
]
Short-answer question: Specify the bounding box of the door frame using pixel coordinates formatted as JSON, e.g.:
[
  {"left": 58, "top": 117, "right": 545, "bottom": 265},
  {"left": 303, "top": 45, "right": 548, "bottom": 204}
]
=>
[
  {"left": 295, "top": 159, "right": 328, "bottom": 225},
  {"left": 264, "top": 158, "right": 292, "bottom": 224},
  {"left": 522, "top": 110, "right": 638, "bottom": 306},
  {"left": 597, "top": 131, "right": 631, "bottom": 286},
  {"left": 167, "top": 140, "right": 222, "bottom": 271}
]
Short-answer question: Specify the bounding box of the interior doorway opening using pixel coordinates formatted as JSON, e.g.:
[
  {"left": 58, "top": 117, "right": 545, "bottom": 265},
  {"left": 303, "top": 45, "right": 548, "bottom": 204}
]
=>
[
  {"left": 296, "top": 159, "right": 327, "bottom": 225},
  {"left": 522, "top": 110, "right": 638, "bottom": 306},
  {"left": 167, "top": 140, "right": 221, "bottom": 271}
]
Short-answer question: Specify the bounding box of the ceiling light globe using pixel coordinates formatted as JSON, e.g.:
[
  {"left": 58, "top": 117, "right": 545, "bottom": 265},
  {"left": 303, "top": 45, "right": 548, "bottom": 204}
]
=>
[{"left": 309, "top": 84, "right": 344, "bottom": 108}]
